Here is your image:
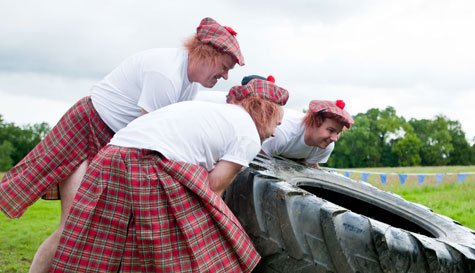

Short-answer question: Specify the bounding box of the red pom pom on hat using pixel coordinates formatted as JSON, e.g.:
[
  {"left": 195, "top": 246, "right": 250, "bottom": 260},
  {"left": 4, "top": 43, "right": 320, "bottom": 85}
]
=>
[
  {"left": 266, "top": 75, "right": 275, "bottom": 83},
  {"left": 336, "top": 100, "right": 345, "bottom": 109},
  {"left": 223, "top": 26, "right": 237, "bottom": 36}
]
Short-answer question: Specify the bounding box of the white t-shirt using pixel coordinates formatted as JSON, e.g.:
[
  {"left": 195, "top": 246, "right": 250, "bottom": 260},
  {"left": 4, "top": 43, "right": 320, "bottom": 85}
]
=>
[
  {"left": 194, "top": 90, "right": 227, "bottom": 103},
  {"left": 109, "top": 101, "right": 261, "bottom": 171},
  {"left": 91, "top": 48, "right": 199, "bottom": 132},
  {"left": 262, "top": 109, "right": 334, "bottom": 164}
]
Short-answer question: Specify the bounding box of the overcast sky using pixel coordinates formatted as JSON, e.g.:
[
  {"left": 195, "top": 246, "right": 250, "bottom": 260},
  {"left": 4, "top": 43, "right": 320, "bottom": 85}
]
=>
[{"left": 1, "top": 0, "right": 474, "bottom": 141}]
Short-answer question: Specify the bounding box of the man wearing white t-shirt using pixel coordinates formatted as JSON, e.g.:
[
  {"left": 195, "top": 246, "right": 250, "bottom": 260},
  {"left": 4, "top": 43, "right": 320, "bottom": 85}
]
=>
[
  {"left": 261, "top": 108, "right": 335, "bottom": 167},
  {"left": 0, "top": 17, "right": 246, "bottom": 273},
  {"left": 51, "top": 78, "right": 289, "bottom": 272},
  {"left": 195, "top": 75, "right": 354, "bottom": 169},
  {"left": 262, "top": 99, "right": 354, "bottom": 168}
]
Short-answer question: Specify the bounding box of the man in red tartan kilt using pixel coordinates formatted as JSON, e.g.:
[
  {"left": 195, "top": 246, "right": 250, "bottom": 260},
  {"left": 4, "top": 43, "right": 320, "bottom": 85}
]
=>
[
  {"left": 0, "top": 17, "right": 244, "bottom": 272},
  {"left": 51, "top": 78, "right": 289, "bottom": 272}
]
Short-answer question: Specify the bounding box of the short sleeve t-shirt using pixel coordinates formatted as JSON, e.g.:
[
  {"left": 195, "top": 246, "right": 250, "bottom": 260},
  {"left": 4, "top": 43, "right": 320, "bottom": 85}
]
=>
[
  {"left": 262, "top": 109, "right": 334, "bottom": 164},
  {"left": 194, "top": 90, "right": 227, "bottom": 103},
  {"left": 91, "top": 48, "right": 199, "bottom": 132},
  {"left": 109, "top": 101, "right": 261, "bottom": 171}
]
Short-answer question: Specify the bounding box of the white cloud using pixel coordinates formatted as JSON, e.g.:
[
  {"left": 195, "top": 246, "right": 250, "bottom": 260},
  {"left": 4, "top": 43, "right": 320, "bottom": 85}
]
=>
[
  {"left": 0, "top": 91, "right": 72, "bottom": 126},
  {"left": 0, "top": 72, "right": 93, "bottom": 102},
  {"left": 0, "top": 0, "right": 474, "bottom": 141}
]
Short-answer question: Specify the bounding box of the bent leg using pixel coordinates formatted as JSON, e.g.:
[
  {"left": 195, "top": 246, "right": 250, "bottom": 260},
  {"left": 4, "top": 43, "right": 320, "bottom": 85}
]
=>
[
  {"left": 0, "top": 96, "right": 113, "bottom": 218},
  {"left": 28, "top": 160, "right": 88, "bottom": 273}
]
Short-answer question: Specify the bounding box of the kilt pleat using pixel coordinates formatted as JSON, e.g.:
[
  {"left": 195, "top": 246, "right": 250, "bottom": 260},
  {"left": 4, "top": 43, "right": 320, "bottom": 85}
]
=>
[
  {"left": 0, "top": 96, "right": 114, "bottom": 218},
  {"left": 51, "top": 146, "right": 260, "bottom": 272}
]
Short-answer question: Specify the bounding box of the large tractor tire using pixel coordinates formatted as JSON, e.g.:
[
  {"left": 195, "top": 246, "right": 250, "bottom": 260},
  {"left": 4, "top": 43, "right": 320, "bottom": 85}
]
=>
[{"left": 224, "top": 154, "right": 475, "bottom": 273}]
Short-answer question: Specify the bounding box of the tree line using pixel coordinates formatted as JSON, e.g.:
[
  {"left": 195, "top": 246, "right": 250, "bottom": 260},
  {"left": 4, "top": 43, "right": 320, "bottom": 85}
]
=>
[
  {"left": 327, "top": 106, "right": 475, "bottom": 168},
  {"left": 1, "top": 107, "right": 475, "bottom": 172},
  {"left": 0, "top": 115, "right": 50, "bottom": 171}
]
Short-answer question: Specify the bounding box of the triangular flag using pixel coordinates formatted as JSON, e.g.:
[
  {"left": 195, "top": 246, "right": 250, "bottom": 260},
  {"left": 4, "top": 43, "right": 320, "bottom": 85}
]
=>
[
  {"left": 398, "top": 174, "right": 408, "bottom": 185},
  {"left": 458, "top": 173, "right": 467, "bottom": 184},
  {"left": 417, "top": 174, "right": 426, "bottom": 186},
  {"left": 436, "top": 173, "right": 445, "bottom": 185},
  {"left": 361, "top": 172, "right": 370, "bottom": 182},
  {"left": 380, "top": 174, "right": 388, "bottom": 186},
  {"left": 344, "top": 171, "right": 352, "bottom": 178}
]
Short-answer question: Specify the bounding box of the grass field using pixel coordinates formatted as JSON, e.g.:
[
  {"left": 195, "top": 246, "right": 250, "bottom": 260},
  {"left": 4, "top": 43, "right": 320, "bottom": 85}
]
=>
[
  {"left": 0, "top": 199, "right": 60, "bottom": 273},
  {"left": 333, "top": 165, "right": 475, "bottom": 229},
  {"left": 1, "top": 167, "right": 474, "bottom": 272}
]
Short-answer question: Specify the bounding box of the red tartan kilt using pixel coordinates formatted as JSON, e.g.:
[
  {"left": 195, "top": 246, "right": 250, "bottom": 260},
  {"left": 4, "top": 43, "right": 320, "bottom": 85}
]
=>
[
  {"left": 51, "top": 146, "right": 260, "bottom": 272},
  {"left": 0, "top": 96, "right": 114, "bottom": 218}
]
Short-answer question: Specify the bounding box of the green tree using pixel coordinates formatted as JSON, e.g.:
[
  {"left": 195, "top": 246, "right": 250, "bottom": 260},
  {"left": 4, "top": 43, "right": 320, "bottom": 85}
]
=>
[
  {"left": 326, "top": 109, "right": 472, "bottom": 168},
  {"left": 409, "top": 115, "right": 453, "bottom": 166},
  {"left": 0, "top": 140, "right": 14, "bottom": 171},
  {"left": 447, "top": 119, "right": 471, "bottom": 165},
  {"left": 328, "top": 115, "right": 379, "bottom": 168},
  {"left": 0, "top": 114, "right": 51, "bottom": 166},
  {"left": 391, "top": 132, "right": 422, "bottom": 166},
  {"left": 328, "top": 106, "right": 405, "bottom": 168}
]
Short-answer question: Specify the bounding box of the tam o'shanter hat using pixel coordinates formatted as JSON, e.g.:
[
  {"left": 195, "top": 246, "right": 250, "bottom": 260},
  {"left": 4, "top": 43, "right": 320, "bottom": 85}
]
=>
[
  {"left": 241, "top": 75, "right": 276, "bottom": 85},
  {"left": 309, "top": 100, "right": 354, "bottom": 128},
  {"left": 227, "top": 75, "right": 289, "bottom": 105},
  {"left": 196, "top": 17, "right": 245, "bottom": 66}
]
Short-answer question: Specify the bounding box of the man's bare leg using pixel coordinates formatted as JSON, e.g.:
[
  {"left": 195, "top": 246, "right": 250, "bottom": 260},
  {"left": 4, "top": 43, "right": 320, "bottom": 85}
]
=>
[{"left": 28, "top": 160, "right": 88, "bottom": 273}]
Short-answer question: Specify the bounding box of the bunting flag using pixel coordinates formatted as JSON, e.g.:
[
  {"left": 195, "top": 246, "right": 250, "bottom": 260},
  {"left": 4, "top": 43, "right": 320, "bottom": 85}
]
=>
[
  {"left": 436, "top": 173, "right": 445, "bottom": 185},
  {"left": 379, "top": 174, "right": 388, "bottom": 186},
  {"left": 398, "top": 174, "right": 408, "bottom": 185},
  {"left": 324, "top": 168, "right": 474, "bottom": 187},
  {"left": 458, "top": 174, "right": 467, "bottom": 184},
  {"left": 417, "top": 174, "right": 426, "bottom": 186},
  {"left": 361, "top": 172, "right": 370, "bottom": 182}
]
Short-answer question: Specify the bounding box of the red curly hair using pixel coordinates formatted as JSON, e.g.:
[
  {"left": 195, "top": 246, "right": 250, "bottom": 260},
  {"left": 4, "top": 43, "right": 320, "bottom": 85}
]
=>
[
  {"left": 302, "top": 111, "right": 348, "bottom": 136},
  {"left": 302, "top": 111, "right": 325, "bottom": 129},
  {"left": 229, "top": 96, "right": 282, "bottom": 140},
  {"left": 184, "top": 35, "right": 228, "bottom": 65}
]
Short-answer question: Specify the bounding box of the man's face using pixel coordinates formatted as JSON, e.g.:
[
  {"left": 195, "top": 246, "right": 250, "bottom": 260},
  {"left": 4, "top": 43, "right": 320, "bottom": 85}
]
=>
[
  {"left": 259, "top": 107, "right": 284, "bottom": 143},
  {"left": 304, "top": 118, "right": 343, "bottom": 149},
  {"left": 199, "top": 54, "right": 236, "bottom": 88}
]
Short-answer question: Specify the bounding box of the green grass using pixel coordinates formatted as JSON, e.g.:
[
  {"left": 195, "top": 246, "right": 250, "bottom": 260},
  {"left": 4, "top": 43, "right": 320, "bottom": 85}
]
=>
[
  {"left": 0, "top": 172, "right": 61, "bottom": 272},
  {"left": 335, "top": 166, "right": 475, "bottom": 230},
  {"left": 0, "top": 199, "right": 60, "bottom": 273},
  {"left": 386, "top": 182, "right": 475, "bottom": 229}
]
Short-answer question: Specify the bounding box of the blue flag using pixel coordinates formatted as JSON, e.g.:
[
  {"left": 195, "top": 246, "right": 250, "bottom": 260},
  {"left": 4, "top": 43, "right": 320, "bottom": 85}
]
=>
[
  {"left": 417, "top": 174, "right": 426, "bottom": 186},
  {"left": 361, "top": 172, "right": 370, "bottom": 182},
  {"left": 458, "top": 173, "right": 467, "bottom": 184},
  {"left": 344, "top": 171, "right": 352, "bottom": 178},
  {"left": 435, "top": 173, "right": 445, "bottom": 185},
  {"left": 380, "top": 174, "right": 388, "bottom": 186},
  {"left": 398, "top": 174, "right": 408, "bottom": 185}
]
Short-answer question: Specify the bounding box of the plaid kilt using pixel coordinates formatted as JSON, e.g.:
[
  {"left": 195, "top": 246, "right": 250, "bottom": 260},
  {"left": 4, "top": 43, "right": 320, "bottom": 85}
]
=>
[
  {"left": 0, "top": 96, "right": 114, "bottom": 218},
  {"left": 51, "top": 146, "right": 260, "bottom": 272}
]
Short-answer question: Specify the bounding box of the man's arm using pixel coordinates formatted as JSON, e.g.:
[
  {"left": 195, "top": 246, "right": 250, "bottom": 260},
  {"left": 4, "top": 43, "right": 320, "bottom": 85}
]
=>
[{"left": 208, "top": 160, "right": 243, "bottom": 196}]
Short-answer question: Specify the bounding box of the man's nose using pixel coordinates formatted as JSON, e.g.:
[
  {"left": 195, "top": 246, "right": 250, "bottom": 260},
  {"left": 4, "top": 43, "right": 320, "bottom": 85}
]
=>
[{"left": 222, "top": 70, "right": 229, "bottom": 80}]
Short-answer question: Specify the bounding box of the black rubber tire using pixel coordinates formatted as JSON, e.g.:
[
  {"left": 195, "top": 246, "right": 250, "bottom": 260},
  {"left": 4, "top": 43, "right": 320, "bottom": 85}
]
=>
[{"left": 224, "top": 154, "right": 475, "bottom": 273}]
